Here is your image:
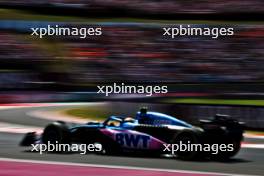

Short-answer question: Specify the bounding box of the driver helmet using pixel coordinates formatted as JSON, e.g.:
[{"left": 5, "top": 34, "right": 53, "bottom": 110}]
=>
[{"left": 124, "top": 117, "right": 136, "bottom": 123}]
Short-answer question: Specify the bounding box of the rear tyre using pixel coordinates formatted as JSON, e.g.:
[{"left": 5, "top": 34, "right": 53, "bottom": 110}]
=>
[
  {"left": 173, "top": 131, "right": 201, "bottom": 160},
  {"left": 212, "top": 139, "right": 241, "bottom": 160}
]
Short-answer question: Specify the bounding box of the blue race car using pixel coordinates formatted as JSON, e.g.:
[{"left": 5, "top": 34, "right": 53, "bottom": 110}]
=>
[{"left": 20, "top": 108, "right": 244, "bottom": 160}]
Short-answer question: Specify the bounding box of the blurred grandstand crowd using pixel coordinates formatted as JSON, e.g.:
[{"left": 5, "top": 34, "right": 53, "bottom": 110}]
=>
[
  {"left": 0, "top": 22, "right": 263, "bottom": 90},
  {"left": 0, "top": 0, "right": 263, "bottom": 14}
]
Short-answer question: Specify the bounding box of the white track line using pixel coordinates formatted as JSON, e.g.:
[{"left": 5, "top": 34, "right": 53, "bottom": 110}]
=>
[
  {"left": 26, "top": 110, "right": 88, "bottom": 124},
  {"left": 0, "top": 122, "right": 42, "bottom": 134},
  {"left": 0, "top": 157, "right": 257, "bottom": 176},
  {"left": 244, "top": 134, "right": 264, "bottom": 139},
  {"left": 26, "top": 102, "right": 105, "bottom": 123},
  {"left": 241, "top": 144, "right": 264, "bottom": 149}
]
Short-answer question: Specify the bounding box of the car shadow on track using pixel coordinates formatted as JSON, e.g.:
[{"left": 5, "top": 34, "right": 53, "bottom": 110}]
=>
[{"left": 22, "top": 149, "right": 251, "bottom": 164}]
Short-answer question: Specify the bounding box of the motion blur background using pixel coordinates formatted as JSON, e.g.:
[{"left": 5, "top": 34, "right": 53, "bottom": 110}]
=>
[{"left": 0, "top": 1, "right": 264, "bottom": 129}]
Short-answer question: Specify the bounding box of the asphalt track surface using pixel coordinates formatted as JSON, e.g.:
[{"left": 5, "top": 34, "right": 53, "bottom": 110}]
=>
[{"left": 0, "top": 105, "right": 263, "bottom": 176}]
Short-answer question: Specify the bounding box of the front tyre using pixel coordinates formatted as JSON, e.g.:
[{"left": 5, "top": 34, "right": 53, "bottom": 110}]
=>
[{"left": 42, "top": 121, "right": 71, "bottom": 145}]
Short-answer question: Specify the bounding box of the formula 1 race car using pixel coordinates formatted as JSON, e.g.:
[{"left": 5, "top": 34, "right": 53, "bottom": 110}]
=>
[{"left": 20, "top": 108, "right": 244, "bottom": 160}]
